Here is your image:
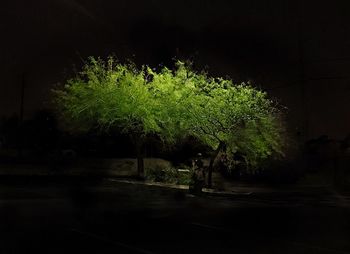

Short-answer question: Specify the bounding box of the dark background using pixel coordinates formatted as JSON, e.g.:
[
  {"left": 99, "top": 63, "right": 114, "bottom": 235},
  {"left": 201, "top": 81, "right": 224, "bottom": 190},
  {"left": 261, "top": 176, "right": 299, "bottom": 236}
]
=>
[
  {"left": 1, "top": 0, "right": 350, "bottom": 140},
  {"left": 1, "top": 3, "right": 350, "bottom": 253}
]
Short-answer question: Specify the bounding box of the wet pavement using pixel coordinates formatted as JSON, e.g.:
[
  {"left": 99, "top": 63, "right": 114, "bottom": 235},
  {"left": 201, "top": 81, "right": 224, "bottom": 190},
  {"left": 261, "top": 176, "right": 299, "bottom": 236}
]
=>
[{"left": 1, "top": 176, "right": 350, "bottom": 253}]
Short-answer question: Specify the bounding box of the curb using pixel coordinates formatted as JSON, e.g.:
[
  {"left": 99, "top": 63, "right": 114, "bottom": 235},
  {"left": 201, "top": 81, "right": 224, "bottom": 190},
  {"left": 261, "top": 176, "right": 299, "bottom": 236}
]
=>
[{"left": 105, "top": 178, "right": 253, "bottom": 197}]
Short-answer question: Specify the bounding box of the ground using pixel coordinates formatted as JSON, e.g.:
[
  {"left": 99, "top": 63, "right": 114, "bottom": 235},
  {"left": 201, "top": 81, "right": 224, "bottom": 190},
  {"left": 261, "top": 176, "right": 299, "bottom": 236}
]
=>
[{"left": 1, "top": 176, "right": 350, "bottom": 254}]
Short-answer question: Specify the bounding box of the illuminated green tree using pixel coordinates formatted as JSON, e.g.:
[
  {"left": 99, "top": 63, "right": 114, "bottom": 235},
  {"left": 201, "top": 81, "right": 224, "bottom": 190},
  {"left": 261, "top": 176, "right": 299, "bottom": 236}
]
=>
[
  {"left": 148, "top": 62, "right": 285, "bottom": 186},
  {"left": 195, "top": 85, "right": 285, "bottom": 186},
  {"left": 53, "top": 57, "right": 286, "bottom": 185},
  {"left": 53, "top": 57, "right": 162, "bottom": 177}
]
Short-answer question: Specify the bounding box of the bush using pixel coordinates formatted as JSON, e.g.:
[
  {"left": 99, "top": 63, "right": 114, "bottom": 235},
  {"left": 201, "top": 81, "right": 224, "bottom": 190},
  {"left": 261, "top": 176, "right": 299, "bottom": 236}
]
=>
[{"left": 145, "top": 166, "right": 192, "bottom": 185}]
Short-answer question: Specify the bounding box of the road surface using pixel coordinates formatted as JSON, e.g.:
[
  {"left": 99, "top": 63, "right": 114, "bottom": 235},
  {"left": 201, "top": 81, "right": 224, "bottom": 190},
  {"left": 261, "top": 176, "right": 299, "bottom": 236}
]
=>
[{"left": 1, "top": 176, "right": 350, "bottom": 253}]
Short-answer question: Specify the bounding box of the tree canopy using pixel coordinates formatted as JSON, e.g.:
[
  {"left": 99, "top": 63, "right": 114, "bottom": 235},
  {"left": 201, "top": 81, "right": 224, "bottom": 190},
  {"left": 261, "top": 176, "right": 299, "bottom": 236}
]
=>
[
  {"left": 53, "top": 57, "right": 286, "bottom": 183},
  {"left": 145, "top": 62, "right": 286, "bottom": 185}
]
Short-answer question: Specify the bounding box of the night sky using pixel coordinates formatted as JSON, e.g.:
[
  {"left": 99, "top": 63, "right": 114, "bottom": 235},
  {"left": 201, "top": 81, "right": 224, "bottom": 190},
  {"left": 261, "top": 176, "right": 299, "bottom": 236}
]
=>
[{"left": 1, "top": 0, "right": 350, "bottom": 139}]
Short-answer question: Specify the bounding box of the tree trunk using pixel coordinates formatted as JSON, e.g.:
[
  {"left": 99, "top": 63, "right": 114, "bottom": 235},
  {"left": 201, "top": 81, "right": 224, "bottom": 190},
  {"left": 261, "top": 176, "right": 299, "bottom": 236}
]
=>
[
  {"left": 207, "top": 142, "right": 224, "bottom": 188},
  {"left": 135, "top": 139, "right": 144, "bottom": 179}
]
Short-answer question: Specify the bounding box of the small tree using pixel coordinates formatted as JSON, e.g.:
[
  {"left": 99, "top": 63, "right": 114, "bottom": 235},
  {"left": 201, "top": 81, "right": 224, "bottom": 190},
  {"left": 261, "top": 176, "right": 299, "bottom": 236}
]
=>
[
  {"left": 147, "top": 62, "right": 286, "bottom": 187},
  {"left": 53, "top": 57, "right": 162, "bottom": 177},
  {"left": 53, "top": 57, "right": 286, "bottom": 185}
]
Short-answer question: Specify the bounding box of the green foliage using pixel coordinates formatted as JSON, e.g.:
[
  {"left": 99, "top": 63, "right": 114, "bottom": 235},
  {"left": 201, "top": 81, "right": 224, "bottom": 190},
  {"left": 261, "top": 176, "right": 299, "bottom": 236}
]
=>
[
  {"left": 53, "top": 57, "right": 161, "bottom": 137},
  {"left": 147, "top": 61, "right": 286, "bottom": 170},
  {"left": 145, "top": 166, "right": 192, "bottom": 185},
  {"left": 233, "top": 114, "right": 286, "bottom": 169},
  {"left": 52, "top": 56, "right": 287, "bottom": 172}
]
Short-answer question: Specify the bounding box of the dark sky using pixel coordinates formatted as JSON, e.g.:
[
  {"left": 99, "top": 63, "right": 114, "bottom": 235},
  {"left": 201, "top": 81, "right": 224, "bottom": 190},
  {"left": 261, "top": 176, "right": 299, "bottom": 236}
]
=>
[{"left": 1, "top": 0, "right": 350, "bottom": 139}]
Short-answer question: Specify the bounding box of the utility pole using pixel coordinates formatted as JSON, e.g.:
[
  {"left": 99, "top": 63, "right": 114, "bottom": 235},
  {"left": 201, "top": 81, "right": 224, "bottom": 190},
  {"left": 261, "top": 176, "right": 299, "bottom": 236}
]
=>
[
  {"left": 296, "top": 0, "right": 308, "bottom": 142},
  {"left": 18, "top": 71, "right": 25, "bottom": 159}
]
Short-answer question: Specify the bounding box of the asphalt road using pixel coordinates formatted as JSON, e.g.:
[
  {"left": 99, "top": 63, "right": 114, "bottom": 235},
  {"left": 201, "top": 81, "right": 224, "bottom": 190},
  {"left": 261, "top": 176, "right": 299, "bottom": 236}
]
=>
[{"left": 1, "top": 176, "right": 350, "bottom": 254}]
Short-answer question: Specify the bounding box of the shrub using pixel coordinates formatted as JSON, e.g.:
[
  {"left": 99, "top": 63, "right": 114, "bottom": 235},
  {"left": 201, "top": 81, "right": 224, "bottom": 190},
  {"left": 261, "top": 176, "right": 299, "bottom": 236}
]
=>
[{"left": 145, "top": 166, "right": 192, "bottom": 185}]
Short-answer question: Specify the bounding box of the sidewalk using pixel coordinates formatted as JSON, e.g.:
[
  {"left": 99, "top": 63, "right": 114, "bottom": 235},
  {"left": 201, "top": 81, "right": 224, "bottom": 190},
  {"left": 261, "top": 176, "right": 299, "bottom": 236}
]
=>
[
  {"left": 105, "top": 178, "right": 346, "bottom": 199},
  {"left": 1, "top": 162, "right": 348, "bottom": 199}
]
